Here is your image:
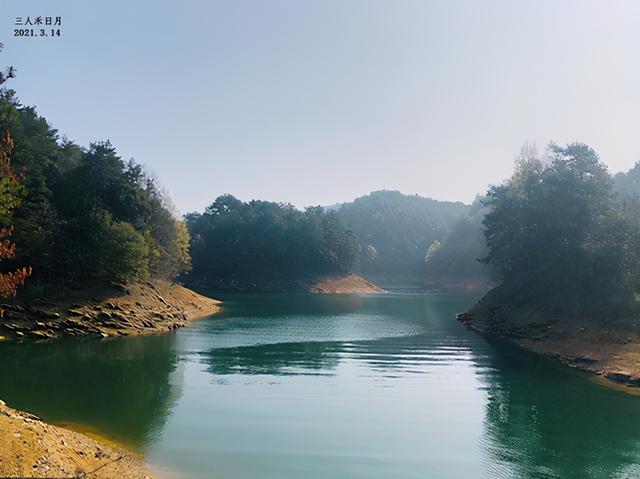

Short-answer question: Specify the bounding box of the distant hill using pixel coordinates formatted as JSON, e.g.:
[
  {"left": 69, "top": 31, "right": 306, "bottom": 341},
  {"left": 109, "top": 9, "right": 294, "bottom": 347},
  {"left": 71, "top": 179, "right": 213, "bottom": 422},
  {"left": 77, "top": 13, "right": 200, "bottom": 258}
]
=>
[
  {"left": 423, "top": 200, "right": 491, "bottom": 291},
  {"left": 336, "top": 190, "right": 470, "bottom": 285}
]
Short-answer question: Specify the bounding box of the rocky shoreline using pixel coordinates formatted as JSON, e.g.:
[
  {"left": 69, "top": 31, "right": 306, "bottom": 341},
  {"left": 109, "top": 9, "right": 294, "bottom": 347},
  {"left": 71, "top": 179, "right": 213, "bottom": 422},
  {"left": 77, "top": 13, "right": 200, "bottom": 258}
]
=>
[
  {"left": 0, "top": 280, "right": 221, "bottom": 341},
  {"left": 461, "top": 289, "right": 640, "bottom": 391}
]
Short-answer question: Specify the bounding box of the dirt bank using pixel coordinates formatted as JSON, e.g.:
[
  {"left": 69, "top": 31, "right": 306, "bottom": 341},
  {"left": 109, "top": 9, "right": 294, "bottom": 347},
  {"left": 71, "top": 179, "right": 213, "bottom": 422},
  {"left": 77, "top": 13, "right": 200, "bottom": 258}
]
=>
[
  {"left": 305, "top": 274, "right": 385, "bottom": 294},
  {"left": 467, "top": 287, "right": 640, "bottom": 390},
  {"left": 0, "top": 401, "right": 152, "bottom": 478},
  {"left": 187, "top": 274, "right": 384, "bottom": 294},
  {"left": 0, "top": 279, "right": 221, "bottom": 340}
]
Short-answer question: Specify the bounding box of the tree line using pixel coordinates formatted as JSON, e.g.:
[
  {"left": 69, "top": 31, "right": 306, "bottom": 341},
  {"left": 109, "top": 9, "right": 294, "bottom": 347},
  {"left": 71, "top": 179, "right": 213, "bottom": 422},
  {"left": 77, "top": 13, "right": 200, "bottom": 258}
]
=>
[
  {"left": 481, "top": 143, "right": 640, "bottom": 312},
  {"left": 186, "top": 195, "right": 358, "bottom": 287},
  {"left": 0, "top": 89, "right": 190, "bottom": 288}
]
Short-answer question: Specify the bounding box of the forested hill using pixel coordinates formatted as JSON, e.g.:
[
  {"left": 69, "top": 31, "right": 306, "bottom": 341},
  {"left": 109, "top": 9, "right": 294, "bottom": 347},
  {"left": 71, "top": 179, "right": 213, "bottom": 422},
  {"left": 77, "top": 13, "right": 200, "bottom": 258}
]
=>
[
  {"left": 185, "top": 195, "right": 359, "bottom": 290},
  {"left": 336, "top": 190, "right": 470, "bottom": 284},
  {"left": 423, "top": 199, "right": 490, "bottom": 290}
]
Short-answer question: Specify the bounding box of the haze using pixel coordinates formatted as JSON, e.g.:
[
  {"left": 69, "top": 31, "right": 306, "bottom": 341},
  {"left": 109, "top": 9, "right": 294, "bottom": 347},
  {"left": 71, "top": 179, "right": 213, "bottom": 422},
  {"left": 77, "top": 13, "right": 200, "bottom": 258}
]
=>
[{"left": 3, "top": 0, "right": 639, "bottom": 212}]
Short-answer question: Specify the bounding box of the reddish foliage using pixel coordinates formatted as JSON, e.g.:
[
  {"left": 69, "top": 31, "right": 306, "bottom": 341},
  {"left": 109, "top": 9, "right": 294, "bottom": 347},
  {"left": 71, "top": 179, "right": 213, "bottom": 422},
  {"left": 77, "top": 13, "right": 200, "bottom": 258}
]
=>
[{"left": 0, "top": 131, "right": 31, "bottom": 311}]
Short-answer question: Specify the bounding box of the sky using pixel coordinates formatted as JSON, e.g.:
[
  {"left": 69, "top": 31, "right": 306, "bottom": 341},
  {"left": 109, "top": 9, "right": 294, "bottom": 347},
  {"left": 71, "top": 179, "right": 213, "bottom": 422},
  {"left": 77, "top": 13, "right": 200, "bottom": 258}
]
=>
[{"left": 2, "top": 0, "right": 640, "bottom": 213}]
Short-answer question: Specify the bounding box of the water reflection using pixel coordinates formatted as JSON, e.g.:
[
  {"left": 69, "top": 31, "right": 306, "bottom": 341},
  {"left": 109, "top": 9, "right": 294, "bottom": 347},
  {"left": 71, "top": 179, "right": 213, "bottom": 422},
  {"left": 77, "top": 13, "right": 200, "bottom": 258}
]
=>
[
  {"left": 0, "top": 334, "right": 181, "bottom": 448},
  {"left": 202, "top": 340, "right": 341, "bottom": 376},
  {"left": 2, "top": 293, "right": 640, "bottom": 479},
  {"left": 477, "top": 341, "right": 640, "bottom": 479}
]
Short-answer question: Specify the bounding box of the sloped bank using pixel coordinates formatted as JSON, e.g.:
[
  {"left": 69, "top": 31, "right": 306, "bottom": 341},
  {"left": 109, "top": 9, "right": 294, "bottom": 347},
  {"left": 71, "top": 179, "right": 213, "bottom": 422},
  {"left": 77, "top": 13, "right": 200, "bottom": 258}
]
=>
[
  {"left": 463, "top": 286, "right": 640, "bottom": 391},
  {"left": 0, "top": 400, "right": 151, "bottom": 479},
  {"left": 0, "top": 280, "right": 221, "bottom": 340},
  {"left": 304, "top": 274, "right": 385, "bottom": 294}
]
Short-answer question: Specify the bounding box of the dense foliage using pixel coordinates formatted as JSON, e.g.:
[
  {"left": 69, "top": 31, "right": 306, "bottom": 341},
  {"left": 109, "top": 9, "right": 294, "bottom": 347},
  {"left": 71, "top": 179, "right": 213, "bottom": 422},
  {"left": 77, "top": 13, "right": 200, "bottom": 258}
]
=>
[
  {"left": 482, "top": 143, "right": 640, "bottom": 310},
  {"left": 424, "top": 198, "right": 489, "bottom": 288},
  {"left": 186, "top": 195, "right": 358, "bottom": 285},
  {"left": 336, "top": 190, "right": 469, "bottom": 280},
  {"left": 0, "top": 90, "right": 190, "bottom": 286},
  {"left": 0, "top": 131, "right": 31, "bottom": 298}
]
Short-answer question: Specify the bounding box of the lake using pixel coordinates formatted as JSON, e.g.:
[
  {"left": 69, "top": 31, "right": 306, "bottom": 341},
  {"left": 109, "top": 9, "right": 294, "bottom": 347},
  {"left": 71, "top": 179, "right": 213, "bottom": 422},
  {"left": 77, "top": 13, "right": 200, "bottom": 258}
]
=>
[{"left": 1, "top": 292, "right": 640, "bottom": 479}]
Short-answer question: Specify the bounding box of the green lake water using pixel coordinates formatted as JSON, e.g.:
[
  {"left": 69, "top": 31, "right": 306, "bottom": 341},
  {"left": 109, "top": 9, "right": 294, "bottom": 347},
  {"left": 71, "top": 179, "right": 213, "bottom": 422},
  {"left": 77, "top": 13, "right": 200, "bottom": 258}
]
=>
[{"left": 1, "top": 292, "right": 640, "bottom": 478}]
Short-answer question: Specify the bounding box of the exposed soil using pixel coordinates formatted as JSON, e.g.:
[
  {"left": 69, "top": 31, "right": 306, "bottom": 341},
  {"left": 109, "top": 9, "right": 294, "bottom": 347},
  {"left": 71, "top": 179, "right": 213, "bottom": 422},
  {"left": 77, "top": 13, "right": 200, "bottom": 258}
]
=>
[
  {"left": 466, "top": 287, "right": 640, "bottom": 390},
  {"left": 304, "top": 274, "right": 385, "bottom": 294},
  {"left": 0, "top": 280, "right": 221, "bottom": 341},
  {"left": 0, "top": 401, "right": 152, "bottom": 478}
]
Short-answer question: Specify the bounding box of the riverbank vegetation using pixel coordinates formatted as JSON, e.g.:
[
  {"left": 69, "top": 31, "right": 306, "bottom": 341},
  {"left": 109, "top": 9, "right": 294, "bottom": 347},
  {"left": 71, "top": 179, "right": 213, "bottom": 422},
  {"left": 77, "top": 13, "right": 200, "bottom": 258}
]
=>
[
  {"left": 0, "top": 90, "right": 190, "bottom": 290},
  {"left": 467, "top": 143, "right": 640, "bottom": 388},
  {"left": 480, "top": 143, "right": 640, "bottom": 313},
  {"left": 186, "top": 195, "right": 359, "bottom": 289}
]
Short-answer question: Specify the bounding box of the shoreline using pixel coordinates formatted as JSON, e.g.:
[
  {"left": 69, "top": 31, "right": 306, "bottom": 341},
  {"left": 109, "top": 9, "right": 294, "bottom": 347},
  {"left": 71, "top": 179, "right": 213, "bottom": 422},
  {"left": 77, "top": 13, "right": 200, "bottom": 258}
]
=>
[
  {"left": 465, "top": 289, "right": 640, "bottom": 393},
  {"left": 0, "top": 279, "right": 221, "bottom": 341},
  {"left": 185, "top": 273, "right": 385, "bottom": 294},
  {"left": 0, "top": 281, "right": 222, "bottom": 478},
  {"left": 0, "top": 400, "right": 153, "bottom": 478}
]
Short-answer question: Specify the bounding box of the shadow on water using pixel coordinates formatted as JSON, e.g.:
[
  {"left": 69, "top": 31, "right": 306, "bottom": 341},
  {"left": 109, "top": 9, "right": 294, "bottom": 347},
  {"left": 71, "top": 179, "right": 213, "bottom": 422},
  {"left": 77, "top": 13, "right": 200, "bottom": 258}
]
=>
[
  {"left": 476, "top": 339, "right": 640, "bottom": 479},
  {"left": 200, "top": 333, "right": 475, "bottom": 377},
  {"left": 0, "top": 334, "right": 182, "bottom": 449},
  {"left": 201, "top": 340, "right": 342, "bottom": 376},
  {"left": 197, "top": 292, "right": 480, "bottom": 378}
]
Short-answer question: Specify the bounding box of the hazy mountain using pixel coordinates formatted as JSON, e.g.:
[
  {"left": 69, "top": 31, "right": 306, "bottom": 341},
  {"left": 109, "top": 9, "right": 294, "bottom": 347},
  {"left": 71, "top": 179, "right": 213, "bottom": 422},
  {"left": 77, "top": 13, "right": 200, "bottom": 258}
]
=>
[{"left": 336, "top": 190, "right": 470, "bottom": 285}]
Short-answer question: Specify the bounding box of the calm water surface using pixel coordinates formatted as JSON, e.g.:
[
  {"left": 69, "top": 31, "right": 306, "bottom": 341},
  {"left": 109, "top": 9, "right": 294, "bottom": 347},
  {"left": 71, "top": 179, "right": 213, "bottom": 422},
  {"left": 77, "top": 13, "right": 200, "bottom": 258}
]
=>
[{"left": 1, "top": 293, "right": 640, "bottom": 479}]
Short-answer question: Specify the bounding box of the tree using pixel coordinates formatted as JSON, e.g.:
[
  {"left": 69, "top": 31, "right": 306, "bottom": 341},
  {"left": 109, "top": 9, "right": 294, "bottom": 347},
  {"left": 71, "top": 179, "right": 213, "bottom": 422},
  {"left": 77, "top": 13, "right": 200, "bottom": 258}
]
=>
[
  {"left": 0, "top": 43, "right": 16, "bottom": 87},
  {"left": 0, "top": 45, "right": 30, "bottom": 304},
  {"left": 0, "top": 131, "right": 31, "bottom": 301},
  {"left": 482, "top": 142, "right": 633, "bottom": 309},
  {"left": 186, "top": 195, "right": 359, "bottom": 287}
]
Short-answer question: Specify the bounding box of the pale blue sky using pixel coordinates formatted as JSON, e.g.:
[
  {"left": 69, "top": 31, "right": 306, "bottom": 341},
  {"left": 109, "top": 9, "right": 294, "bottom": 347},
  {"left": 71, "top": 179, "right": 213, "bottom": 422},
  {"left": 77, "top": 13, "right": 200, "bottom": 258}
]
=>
[{"left": 2, "top": 0, "right": 639, "bottom": 213}]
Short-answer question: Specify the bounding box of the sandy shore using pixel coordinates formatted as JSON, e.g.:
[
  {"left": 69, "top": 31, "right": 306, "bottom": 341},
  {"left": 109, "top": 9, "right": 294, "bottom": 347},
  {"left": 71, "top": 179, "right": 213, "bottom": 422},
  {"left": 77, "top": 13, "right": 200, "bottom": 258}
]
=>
[
  {"left": 0, "top": 401, "right": 152, "bottom": 478},
  {"left": 305, "top": 274, "right": 385, "bottom": 294}
]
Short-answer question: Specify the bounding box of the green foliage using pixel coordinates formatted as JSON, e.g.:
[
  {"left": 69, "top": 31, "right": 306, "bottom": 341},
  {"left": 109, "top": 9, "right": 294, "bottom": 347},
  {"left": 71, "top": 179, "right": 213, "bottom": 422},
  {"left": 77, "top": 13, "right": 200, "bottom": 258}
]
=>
[
  {"left": 186, "top": 195, "right": 358, "bottom": 285},
  {"left": 336, "top": 190, "right": 469, "bottom": 279},
  {"left": 424, "top": 199, "right": 489, "bottom": 287},
  {"left": 93, "top": 213, "right": 150, "bottom": 283},
  {"left": 482, "top": 143, "right": 639, "bottom": 310},
  {"left": 0, "top": 91, "right": 190, "bottom": 286}
]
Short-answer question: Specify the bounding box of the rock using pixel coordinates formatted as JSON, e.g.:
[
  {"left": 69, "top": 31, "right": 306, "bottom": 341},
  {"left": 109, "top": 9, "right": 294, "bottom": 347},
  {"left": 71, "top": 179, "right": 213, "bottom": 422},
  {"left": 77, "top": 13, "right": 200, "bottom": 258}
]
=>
[
  {"left": 99, "top": 332, "right": 109, "bottom": 338},
  {"left": 111, "top": 313, "right": 129, "bottom": 322},
  {"left": 31, "top": 331, "right": 54, "bottom": 339},
  {"left": 30, "top": 308, "right": 60, "bottom": 319},
  {"left": 604, "top": 371, "right": 631, "bottom": 384},
  {"left": 97, "top": 311, "right": 112, "bottom": 320},
  {"left": 68, "top": 309, "right": 84, "bottom": 316},
  {"left": 625, "top": 376, "right": 640, "bottom": 387}
]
